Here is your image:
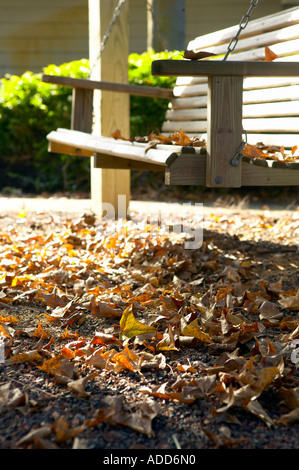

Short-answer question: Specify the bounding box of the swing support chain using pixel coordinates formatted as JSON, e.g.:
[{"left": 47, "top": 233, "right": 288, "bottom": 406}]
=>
[
  {"left": 225, "top": 0, "right": 260, "bottom": 166},
  {"left": 230, "top": 130, "right": 248, "bottom": 166},
  {"left": 224, "top": 0, "right": 260, "bottom": 61}
]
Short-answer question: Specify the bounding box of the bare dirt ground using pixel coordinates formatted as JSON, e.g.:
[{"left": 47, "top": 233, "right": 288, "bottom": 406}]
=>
[{"left": 0, "top": 192, "right": 298, "bottom": 459}]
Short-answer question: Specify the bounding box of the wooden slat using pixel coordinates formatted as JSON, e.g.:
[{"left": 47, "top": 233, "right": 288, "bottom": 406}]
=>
[
  {"left": 241, "top": 161, "right": 299, "bottom": 186},
  {"left": 48, "top": 141, "right": 94, "bottom": 157},
  {"left": 243, "top": 100, "right": 299, "bottom": 118},
  {"left": 42, "top": 74, "right": 173, "bottom": 99},
  {"left": 245, "top": 133, "right": 299, "bottom": 148},
  {"left": 190, "top": 24, "right": 299, "bottom": 59},
  {"left": 165, "top": 152, "right": 206, "bottom": 185},
  {"left": 171, "top": 96, "right": 208, "bottom": 109},
  {"left": 165, "top": 108, "right": 207, "bottom": 121},
  {"left": 163, "top": 116, "right": 299, "bottom": 134},
  {"left": 243, "top": 117, "right": 299, "bottom": 132},
  {"left": 166, "top": 100, "right": 299, "bottom": 121},
  {"left": 162, "top": 120, "right": 207, "bottom": 133},
  {"left": 47, "top": 129, "right": 183, "bottom": 166},
  {"left": 173, "top": 83, "right": 208, "bottom": 97},
  {"left": 165, "top": 152, "right": 299, "bottom": 186},
  {"left": 188, "top": 7, "right": 299, "bottom": 51},
  {"left": 227, "top": 38, "right": 299, "bottom": 62},
  {"left": 93, "top": 153, "right": 166, "bottom": 171},
  {"left": 176, "top": 74, "right": 299, "bottom": 90},
  {"left": 243, "top": 85, "right": 299, "bottom": 104},
  {"left": 152, "top": 59, "right": 299, "bottom": 78},
  {"left": 173, "top": 82, "right": 299, "bottom": 101}
]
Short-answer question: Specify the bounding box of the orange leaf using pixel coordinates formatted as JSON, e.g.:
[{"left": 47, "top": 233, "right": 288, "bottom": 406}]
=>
[
  {"left": 0, "top": 315, "right": 19, "bottom": 323},
  {"left": 265, "top": 46, "right": 278, "bottom": 62},
  {"left": 37, "top": 355, "right": 74, "bottom": 378},
  {"left": 32, "top": 321, "right": 50, "bottom": 339},
  {"left": 112, "top": 345, "right": 142, "bottom": 372}
]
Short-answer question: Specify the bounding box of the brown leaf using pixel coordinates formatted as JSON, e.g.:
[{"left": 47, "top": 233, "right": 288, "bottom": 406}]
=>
[
  {"left": 183, "top": 50, "right": 216, "bottom": 60},
  {"left": 16, "top": 426, "right": 52, "bottom": 447},
  {"left": 116, "top": 401, "right": 160, "bottom": 438},
  {"left": 140, "top": 382, "right": 195, "bottom": 404},
  {"left": 52, "top": 416, "right": 84, "bottom": 443},
  {"left": 279, "top": 290, "right": 299, "bottom": 311},
  {"left": 277, "top": 408, "right": 299, "bottom": 424},
  {"left": 67, "top": 373, "right": 97, "bottom": 397},
  {"left": 91, "top": 298, "right": 122, "bottom": 318},
  {"left": 246, "top": 400, "right": 274, "bottom": 427}
]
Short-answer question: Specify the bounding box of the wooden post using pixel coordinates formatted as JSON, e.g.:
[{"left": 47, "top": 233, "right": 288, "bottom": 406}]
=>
[
  {"left": 88, "top": 0, "right": 130, "bottom": 216},
  {"left": 206, "top": 75, "right": 243, "bottom": 188},
  {"left": 71, "top": 88, "right": 93, "bottom": 133}
]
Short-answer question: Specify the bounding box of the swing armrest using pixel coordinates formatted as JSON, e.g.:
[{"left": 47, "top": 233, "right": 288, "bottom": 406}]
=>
[
  {"left": 42, "top": 74, "right": 173, "bottom": 99},
  {"left": 151, "top": 60, "right": 299, "bottom": 77}
]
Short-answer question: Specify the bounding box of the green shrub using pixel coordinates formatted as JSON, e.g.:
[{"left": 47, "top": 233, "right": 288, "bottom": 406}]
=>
[
  {"left": 0, "top": 51, "right": 180, "bottom": 193},
  {"left": 0, "top": 60, "right": 90, "bottom": 192}
]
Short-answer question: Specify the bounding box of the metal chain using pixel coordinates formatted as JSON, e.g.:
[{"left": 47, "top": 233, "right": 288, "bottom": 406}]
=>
[
  {"left": 224, "top": 0, "right": 260, "bottom": 61},
  {"left": 90, "top": 0, "right": 126, "bottom": 76},
  {"left": 230, "top": 130, "right": 248, "bottom": 166}
]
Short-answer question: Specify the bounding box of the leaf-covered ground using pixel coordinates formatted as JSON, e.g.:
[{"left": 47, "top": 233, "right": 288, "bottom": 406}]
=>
[{"left": 0, "top": 202, "right": 298, "bottom": 450}]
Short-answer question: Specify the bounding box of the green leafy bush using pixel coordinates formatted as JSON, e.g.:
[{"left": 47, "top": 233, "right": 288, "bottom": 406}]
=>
[
  {"left": 0, "top": 60, "right": 90, "bottom": 192},
  {"left": 0, "top": 51, "right": 179, "bottom": 193}
]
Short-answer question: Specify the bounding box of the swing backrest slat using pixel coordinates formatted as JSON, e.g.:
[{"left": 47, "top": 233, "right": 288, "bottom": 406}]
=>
[{"left": 163, "top": 6, "right": 299, "bottom": 148}]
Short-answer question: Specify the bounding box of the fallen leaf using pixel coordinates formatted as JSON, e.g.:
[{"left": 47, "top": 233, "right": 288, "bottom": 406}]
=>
[
  {"left": 52, "top": 416, "right": 84, "bottom": 443},
  {"left": 7, "top": 350, "right": 43, "bottom": 365},
  {"left": 183, "top": 50, "right": 216, "bottom": 60},
  {"left": 16, "top": 426, "right": 52, "bottom": 447},
  {"left": 112, "top": 345, "right": 143, "bottom": 372},
  {"left": 277, "top": 408, "right": 299, "bottom": 424},
  {"left": 279, "top": 290, "right": 299, "bottom": 311},
  {"left": 119, "top": 304, "right": 156, "bottom": 340},
  {"left": 37, "top": 355, "right": 75, "bottom": 379},
  {"left": 116, "top": 401, "right": 160, "bottom": 438},
  {"left": 265, "top": 46, "right": 278, "bottom": 61},
  {"left": 181, "top": 318, "right": 212, "bottom": 343}
]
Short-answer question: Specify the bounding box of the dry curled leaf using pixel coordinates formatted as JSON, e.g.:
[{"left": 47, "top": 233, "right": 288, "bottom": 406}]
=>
[{"left": 183, "top": 50, "right": 216, "bottom": 60}]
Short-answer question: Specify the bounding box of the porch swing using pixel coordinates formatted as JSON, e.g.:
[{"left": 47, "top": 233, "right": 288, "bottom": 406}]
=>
[{"left": 43, "top": 0, "right": 299, "bottom": 188}]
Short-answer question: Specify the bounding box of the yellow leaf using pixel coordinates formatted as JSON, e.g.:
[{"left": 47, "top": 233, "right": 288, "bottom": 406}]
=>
[
  {"left": 7, "top": 350, "right": 43, "bottom": 365},
  {"left": 119, "top": 305, "right": 156, "bottom": 340},
  {"left": 182, "top": 319, "right": 212, "bottom": 343}
]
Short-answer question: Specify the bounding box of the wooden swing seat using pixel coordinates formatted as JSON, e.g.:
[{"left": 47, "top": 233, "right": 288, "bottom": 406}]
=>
[{"left": 43, "top": 6, "right": 299, "bottom": 188}]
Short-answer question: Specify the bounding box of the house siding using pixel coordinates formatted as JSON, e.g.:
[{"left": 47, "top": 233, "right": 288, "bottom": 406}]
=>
[{"left": 0, "top": 0, "right": 286, "bottom": 77}]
